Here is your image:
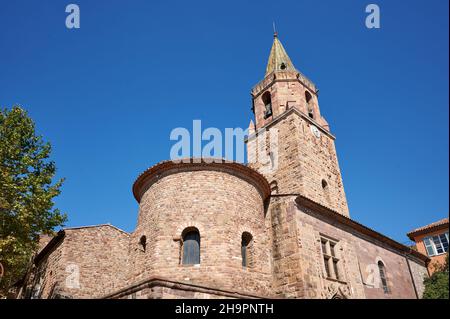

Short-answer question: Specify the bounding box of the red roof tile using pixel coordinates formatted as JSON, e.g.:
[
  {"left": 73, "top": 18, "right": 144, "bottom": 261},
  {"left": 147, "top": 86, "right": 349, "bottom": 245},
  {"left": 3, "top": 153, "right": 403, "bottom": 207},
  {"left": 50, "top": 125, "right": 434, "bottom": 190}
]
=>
[{"left": 407, "top": 218, "right": 449, "bottom": 240}]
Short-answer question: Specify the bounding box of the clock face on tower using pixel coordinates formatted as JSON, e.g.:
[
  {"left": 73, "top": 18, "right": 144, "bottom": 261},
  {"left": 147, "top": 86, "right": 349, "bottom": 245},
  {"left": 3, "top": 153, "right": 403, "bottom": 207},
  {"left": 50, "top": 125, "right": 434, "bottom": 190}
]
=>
[{"left": 310, "top": 125, "right": 321, "bottom": 138}]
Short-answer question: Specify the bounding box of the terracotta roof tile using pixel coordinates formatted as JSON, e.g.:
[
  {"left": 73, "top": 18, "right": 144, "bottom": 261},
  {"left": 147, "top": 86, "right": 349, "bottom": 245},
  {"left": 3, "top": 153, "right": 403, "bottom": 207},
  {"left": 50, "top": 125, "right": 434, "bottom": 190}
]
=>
[{"left": 407, "top": 217, "right": 449, "bottom": 239}]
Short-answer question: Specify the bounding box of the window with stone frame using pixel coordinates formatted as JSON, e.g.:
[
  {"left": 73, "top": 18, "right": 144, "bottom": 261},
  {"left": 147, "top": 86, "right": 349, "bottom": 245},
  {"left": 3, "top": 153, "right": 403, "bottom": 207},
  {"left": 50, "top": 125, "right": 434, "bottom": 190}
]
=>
[{"left": 320, "top": 236, "right": 342, "bottom": 281}]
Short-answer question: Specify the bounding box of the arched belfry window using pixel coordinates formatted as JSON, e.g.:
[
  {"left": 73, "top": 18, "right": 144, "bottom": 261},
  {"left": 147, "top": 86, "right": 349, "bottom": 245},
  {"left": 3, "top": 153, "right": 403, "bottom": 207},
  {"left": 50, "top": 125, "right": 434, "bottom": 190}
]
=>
[
  {"left": 241, "top": 232, "right": 254, "bottom": 268},
  {"left": 378, "top": 261, "right": 389, "bottom": 294},
  {"left": 305, "top": 91, "right": 314, "bottom": 119},
  {"left": 305, "top": 91, "right": 313, "bottom": 104},
  {"left": 262, "top": 91, "right": 272, "bottom": 119},
  {"left": 182, "top": 228, "right": 200, "bottom": 265}
]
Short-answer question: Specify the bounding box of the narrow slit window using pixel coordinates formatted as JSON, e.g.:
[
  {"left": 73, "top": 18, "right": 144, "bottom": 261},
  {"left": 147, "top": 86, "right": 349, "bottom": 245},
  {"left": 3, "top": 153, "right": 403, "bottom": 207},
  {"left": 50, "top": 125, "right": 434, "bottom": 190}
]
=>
[
  {"left": 378, "top": 261, "right": 389, "bottom": 294},
  {"left": 139, "top": 235, "right": 147, "bottom": 252},
  {"left": 241, "top": 232, "right": 253, "bottom": 268}
]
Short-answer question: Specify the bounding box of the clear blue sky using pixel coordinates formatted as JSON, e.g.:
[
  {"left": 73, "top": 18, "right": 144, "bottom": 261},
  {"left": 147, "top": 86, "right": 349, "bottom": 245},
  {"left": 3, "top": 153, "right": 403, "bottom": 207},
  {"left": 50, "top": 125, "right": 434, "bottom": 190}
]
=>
[{"left": 0, "top": 0, "right": 448, "bottom": 244}]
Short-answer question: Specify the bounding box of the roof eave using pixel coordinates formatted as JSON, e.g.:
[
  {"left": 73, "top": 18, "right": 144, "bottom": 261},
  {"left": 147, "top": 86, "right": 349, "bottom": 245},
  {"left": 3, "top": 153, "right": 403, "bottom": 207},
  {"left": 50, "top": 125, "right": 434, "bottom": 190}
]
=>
[{"left": 295, "top": 195, "right": 430, "bottom": 264}]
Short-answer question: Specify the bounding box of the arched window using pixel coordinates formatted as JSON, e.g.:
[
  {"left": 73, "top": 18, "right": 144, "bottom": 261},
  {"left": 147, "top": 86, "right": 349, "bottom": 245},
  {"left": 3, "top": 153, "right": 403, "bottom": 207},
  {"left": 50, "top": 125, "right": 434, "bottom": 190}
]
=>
[
  {"left": 262, "top": 91, "right": 272, "bottom": 119},
  {"left": 241, "top": 232, "right": 253, "bottom": 268},
  {"left": 182, "top": 229, "right": 200, "bottom": 265},
  {"left": 305, "top": 91, "right": 313, "bottom": 104},
  {"left": 378, "top": 261, "right": 389, "bottom": 294},
  {"left": 305, "top": 91, "right": 314, "bottom": 119}
]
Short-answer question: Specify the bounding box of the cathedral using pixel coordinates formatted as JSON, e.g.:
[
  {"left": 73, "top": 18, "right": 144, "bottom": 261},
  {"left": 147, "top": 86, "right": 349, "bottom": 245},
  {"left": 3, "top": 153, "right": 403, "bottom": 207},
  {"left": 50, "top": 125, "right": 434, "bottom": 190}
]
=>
[{"left": 18, "top": 33, "right": 429, "bottom": 299}]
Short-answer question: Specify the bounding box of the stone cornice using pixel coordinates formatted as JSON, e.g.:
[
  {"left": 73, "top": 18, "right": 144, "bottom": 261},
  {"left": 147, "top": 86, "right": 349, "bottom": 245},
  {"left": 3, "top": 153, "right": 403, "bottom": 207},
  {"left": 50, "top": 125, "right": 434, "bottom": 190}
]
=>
[
  {"left": 246, "top": 107, "right": 335, "bottom": 141},
  {"left": 251, "top": 71, "right": 317, "bottom": 98},
  {"left": 101, "top": 276, "right": 274, "bottom": 299}
]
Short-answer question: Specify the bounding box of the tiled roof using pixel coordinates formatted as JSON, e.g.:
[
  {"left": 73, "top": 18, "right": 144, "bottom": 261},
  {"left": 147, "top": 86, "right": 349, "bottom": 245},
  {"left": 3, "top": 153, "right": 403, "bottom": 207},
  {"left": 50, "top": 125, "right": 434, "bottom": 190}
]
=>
[{"left": 407, "top": 218, "right": 449, "bottom": 240}]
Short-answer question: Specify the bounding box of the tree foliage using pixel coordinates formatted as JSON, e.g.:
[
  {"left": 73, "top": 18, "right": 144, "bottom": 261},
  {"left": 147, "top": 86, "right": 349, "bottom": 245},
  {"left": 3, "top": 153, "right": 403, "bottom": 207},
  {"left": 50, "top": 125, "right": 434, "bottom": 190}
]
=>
[
  {"left": 422, "top": 254, "right": 449, "bottom": 299},
  {"left": 0, "top": 106, "right": 67, "bottom": 296}
]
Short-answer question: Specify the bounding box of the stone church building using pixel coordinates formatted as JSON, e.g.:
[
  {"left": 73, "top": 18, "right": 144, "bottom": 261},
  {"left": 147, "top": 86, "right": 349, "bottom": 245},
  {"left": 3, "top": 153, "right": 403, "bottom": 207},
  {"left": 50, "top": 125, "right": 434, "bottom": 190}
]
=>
[{"left": 18, "top": 34, "right": 429, "bottom": 299}]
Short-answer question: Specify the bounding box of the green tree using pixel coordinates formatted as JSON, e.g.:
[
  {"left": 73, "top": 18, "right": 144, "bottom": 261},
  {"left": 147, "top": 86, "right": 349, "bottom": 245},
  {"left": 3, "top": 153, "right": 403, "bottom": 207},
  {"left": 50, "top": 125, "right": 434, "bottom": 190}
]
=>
[
  {"left": 0, "top": 106, "right": 67, "bottom": 296},
  {"left": 422, "top": 254, "right": 449, "bottom": 299}
]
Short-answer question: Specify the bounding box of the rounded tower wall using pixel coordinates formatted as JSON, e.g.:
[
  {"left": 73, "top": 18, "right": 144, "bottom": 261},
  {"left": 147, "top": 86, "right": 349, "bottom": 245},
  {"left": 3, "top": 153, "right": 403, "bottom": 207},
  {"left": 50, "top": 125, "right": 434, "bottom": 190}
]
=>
[{"left": 128, "top": 161, "right": 272, "bottom": 296}]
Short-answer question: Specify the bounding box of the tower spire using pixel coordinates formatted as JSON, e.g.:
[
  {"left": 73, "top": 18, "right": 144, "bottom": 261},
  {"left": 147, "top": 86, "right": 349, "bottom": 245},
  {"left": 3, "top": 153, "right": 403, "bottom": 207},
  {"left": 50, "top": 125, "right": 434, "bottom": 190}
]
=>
[{"left": 265, "top": 33, "right": 297, "bottom": 76}]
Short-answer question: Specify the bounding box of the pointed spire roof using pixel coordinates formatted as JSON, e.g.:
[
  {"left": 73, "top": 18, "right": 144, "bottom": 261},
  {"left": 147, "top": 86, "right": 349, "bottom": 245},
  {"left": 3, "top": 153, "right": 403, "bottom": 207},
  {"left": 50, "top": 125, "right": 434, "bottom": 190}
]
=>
[{"left": 265, "top": 33, "right": 297, "bottom": 76}]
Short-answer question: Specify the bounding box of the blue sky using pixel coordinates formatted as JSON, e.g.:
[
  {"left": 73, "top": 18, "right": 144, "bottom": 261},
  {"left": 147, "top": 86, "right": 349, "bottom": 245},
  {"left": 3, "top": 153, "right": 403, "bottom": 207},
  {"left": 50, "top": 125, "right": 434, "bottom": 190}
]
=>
[{"left": 0, "top": 0, "right": 448, "bottom": 244}]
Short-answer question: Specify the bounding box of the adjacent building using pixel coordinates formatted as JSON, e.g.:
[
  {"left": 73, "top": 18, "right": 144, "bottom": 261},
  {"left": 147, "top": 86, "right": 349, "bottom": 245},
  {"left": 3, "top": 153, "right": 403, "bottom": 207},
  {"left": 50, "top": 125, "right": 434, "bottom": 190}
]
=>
[{"left": 408, "top": 218, "right": 449, "bottom": 274}]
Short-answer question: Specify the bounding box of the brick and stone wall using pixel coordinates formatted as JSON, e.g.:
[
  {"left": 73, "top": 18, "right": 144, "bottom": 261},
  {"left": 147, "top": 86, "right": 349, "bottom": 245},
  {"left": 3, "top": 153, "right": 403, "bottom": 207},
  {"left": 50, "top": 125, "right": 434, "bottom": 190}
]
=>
[
  {"left": 20, "top": 171, "right": 428, "bottom": 299},
  {"left": 251, "top": 71, "right": 329, "bottom": 131},
  {"left": 128, "top": 162, "right": 273, "bottom": 297},
  {"left": 248, "top": 110, "right": 349, "bottom": 216},
  {"left": 271, "top": 197, "right": 426, "bottom": 299},
  {"left": 408, "top": 259, "right": 428, "bottom": 297},
  {"left": 27, "top": 238, "right": 65, "bottom": 299},
  {"left": 27, "top": 225, "right": 130, "bottom": 298}
]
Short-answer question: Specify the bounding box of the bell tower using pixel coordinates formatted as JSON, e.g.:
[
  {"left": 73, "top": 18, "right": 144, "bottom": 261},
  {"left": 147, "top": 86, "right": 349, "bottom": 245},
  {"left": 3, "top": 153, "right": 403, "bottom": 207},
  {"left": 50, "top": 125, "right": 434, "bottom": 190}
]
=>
[{"left": 248, "top": 33, "right": 350, "bottom": 217}]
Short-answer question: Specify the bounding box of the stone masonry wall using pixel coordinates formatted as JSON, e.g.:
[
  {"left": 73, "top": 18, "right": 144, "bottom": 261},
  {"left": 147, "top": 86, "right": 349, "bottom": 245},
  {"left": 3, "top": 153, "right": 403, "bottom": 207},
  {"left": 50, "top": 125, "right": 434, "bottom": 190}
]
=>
[
  {"left": 30, "top": 225, "right": 130, "bottom": 298},
  {"left": 268, "top": 196, "right": 305, "bottom": 298},
  {"left": 251, "top": 72, "right": 328, "bottom": 130},
  {"left": 295, "top": 201, "right": 426, "bottom": 299},
  {"left": 27, "top": 239, "right": 65, "bottom": 299},
  {"left": 248, "top": 110, "right": 349, "bottom": 216},
  {"left": 128, "top": 167, "right": 273, "bottom": 297},
  {"left": 408, "top": 259, "right": 428, "bottom": 298}
]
